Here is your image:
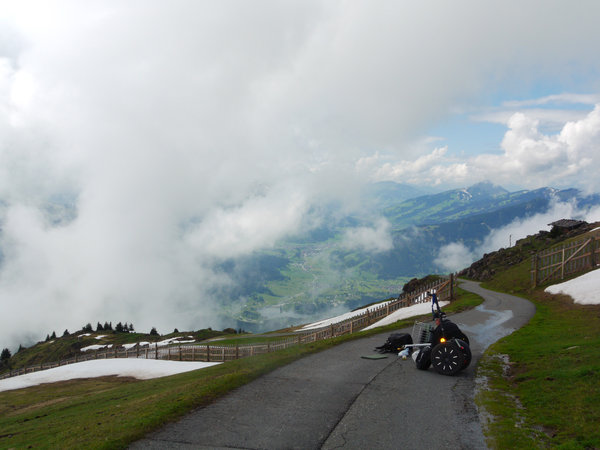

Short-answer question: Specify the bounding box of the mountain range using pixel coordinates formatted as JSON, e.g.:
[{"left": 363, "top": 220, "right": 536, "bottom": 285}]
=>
[{"left": 223, "top": 182, "right": 600, "bottom": 331}]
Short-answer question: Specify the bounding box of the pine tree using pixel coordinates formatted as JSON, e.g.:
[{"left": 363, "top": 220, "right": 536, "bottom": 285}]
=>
[
  {"left": 150, "top": 327, "right": 159, "bottom": 336},
  {"left": 128, "top": 323, "right": 134, "bottom": 332},
  {"left": 83, "top": 323, "right": 93, "bottom": 332},
  {"left": 0, "top": 348, "right": 11, "bottom": 361},
  {"left": 96, "top": 322, "right": 104, "bottom": 332},
  {"left": 45, "top": 334, "right": 50, "bottom": 342},
  {"left": 115, "top": 322, "right": 123, "bottom": 332},
  {"left": 63, "top": 329, "right": 70, "bottom": 337},
  {"left": 51, "top": 331, "right": 57, "bottom": 339}
]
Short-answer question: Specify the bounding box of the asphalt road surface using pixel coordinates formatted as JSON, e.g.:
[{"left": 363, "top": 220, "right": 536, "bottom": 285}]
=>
[{"left": 131, "top": 280, "right": 535, "bottom": 449}]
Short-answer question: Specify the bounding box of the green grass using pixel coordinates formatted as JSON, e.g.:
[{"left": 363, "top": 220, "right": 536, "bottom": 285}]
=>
[
  {"left": 476, "top": 254, "right": 600, "bottom": 448},
  {"left": 0, "top": 290, "right": 479, "bottom": 449},
  {"left": 3, "top": 328, "right": 233, "bottom": 375},
  {"left": 257, "top": 244, "right": 411, "bottom": 311},
  {"left": 203, "top": 334, "right": 296, "bottom": 346}
]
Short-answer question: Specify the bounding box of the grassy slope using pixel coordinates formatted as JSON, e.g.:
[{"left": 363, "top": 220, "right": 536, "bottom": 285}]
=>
[
  {"left": 0, "top": 290, "right": 480, "bottom": 449},
  {"left": 477, "top": 256, "right": 600, "bottom": 448},
  {"left": 3, "top": 329, "right": 232, "bottom": 373}
]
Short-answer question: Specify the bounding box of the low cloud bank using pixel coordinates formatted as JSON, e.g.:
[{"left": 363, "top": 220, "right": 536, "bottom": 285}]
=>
[
  {"left": 363, "top": 105, "right": 600, "bottom": 193},
  {"left": 2, "top": 2, "right": 600, "bottom": 351},
  {"left": 436, "top": 200, "right": 600, "bottom": 273},
  {"left": 340, "top": 218, "right": 394, "bottom": 253}
]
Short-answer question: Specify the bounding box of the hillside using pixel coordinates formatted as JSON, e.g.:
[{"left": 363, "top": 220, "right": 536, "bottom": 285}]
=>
[
  {"left": 0, "top": 326, "right": 239, "bottom": 376},
  {"left": 471, "top": 227, "right": 600, "bottom": 448},
  {"left": 227, "top": 182, "right": 600, "bottom": 332},
  {"left": 1, "top": 222, "right": 599, "bottom": 448},
  {"left": 459, "top": 220, "right": 600, "bottom": 281}
]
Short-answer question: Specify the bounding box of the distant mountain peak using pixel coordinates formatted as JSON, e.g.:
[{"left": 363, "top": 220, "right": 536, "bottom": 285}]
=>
[{"left": 465, "top": 181, "right": 509, "bottom": 198}]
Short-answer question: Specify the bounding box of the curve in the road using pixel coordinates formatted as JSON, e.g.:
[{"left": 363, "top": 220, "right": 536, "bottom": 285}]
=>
[{"left": 131, "top": 280, "right": 535, "bottom": 449}]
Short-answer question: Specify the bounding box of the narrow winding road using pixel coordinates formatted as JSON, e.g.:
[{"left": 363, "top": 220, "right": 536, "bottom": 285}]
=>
[{"left": 131, "top": 281, "right": 535, "bottom": 449}]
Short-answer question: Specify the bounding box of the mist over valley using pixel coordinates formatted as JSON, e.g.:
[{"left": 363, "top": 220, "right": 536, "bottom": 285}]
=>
[{"left": 2, "top": 2, "right": 600, "bottom": 350}]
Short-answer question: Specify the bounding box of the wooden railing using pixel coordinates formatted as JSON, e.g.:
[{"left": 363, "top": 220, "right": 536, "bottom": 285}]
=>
[
  {"left": 531, "top": 231, "right": 600, "bottom": 287},
  {"left": 1, "top": 275, "right": 454, "bottom": 380},
  {"left": 302, "top": 275, "right": 454, "bottom": 337}
]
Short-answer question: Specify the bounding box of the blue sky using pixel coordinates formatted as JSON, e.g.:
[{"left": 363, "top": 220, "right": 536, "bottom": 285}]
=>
[{"left": 430, "top": 88, "right": 599, "bottom": 156}]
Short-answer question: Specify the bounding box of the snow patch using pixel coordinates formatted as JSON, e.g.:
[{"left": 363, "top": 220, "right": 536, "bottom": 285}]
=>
[
  {"left": 0, "top": 359, "right": 221, "bottom": 393},
  {"left": 81, "top": 344, "right": 113, "bottom": 352},
  {"left": 364, "top": 301, "right": 449, "bottom": 330},
  {"left": 300, "top": 291, "right": 444, "bottom": 331},
  {"left": 545, "top": 269, "right": 600, "bottom": 305}
]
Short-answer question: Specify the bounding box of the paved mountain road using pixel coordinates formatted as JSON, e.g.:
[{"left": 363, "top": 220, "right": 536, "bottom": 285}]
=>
[{"left": 131, "top": 281, "right": 535, "bottom": 449}]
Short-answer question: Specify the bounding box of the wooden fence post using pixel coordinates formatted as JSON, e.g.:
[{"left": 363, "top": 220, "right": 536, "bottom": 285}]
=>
[{"left": 206, "top": 345, "right": 210, "bottom": 362}]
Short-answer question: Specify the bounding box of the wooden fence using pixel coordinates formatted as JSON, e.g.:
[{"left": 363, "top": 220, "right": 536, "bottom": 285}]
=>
[
  {"left": 1, "top": 275, "right": 454, "bottom": 380},
  {"left": 531, "top": 231, "right": 600, "bottom": 287}
]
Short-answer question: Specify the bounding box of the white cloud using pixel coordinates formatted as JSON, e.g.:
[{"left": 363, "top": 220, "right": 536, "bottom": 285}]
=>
[
  {"left": 502, "top": 94, "right": 600, "bottom": 108},
  {"left": 472, "top": 108, "right": 589, "bottom": 129},
  {"left": 484, "top": 106, "right": 600, "bottom": 191},
  {"left": 371, "top": 147, "right": 448, "bottom": 180},
  {"left": 437, "top": 200, "right": 600, "bottom": 273},
  {"left": 435, "top": 242, "right": 476, "bottom": 273},
  {"left": 1, "top": 1, "right": 600, "bottom": 349},
  {"left": 341, "top": 218, "right": 394, "bottom": 253},
  {"left": 185, "top": 187, "right": 310, "bottom": 259},
  {"left": 479, "top": 200, "right": 600, "bottom": 256},
  {"left": 367, "top": 105, "right": 600, "bottom": 192}
]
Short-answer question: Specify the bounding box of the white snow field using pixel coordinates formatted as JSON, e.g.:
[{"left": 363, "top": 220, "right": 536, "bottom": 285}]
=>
[
  {"left": 0, "top": 359, "right": 220, "bottom": 393},
  {"left": 545, "top": 268, "right": 600, "bottom": 305}
]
